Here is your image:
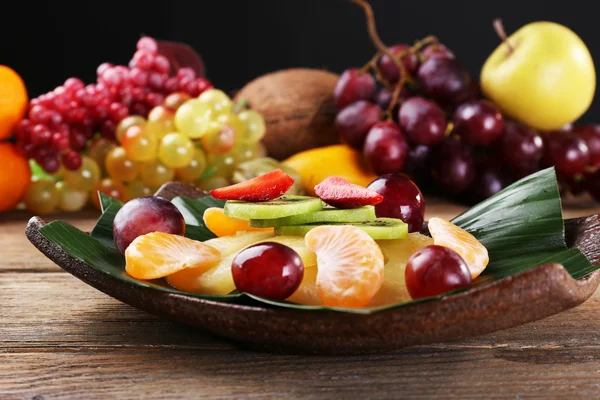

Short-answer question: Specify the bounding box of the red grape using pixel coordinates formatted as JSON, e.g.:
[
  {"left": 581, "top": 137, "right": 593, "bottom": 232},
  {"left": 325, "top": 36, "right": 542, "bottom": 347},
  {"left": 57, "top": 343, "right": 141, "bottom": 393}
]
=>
[
  {"left": 541, "top": 132, "right": 589, "bottom": 178},
  {"left": 573, "top": 125, "right": 600, "bottom": 166},
  {"left": 62, "top": 151, "right": 82, "bottom": 170},
  {"left": 375, "top": 88, "right": 393, "bottom": 110},
  {"left": 367, "top": 174, "right": 425, "bottom": 233},
  {"left": 421, "top": 43, "right": 455, "bottom": 60},
  {"left": 232, "top": 242, "right": 304, "bottom": 300},
  {"left": 399, "top": 97, "right": 446, "bottom": 145},
  {"left": 433, "top": 138, "right": 475, "bottom": 193},
  {"left": 453, "top": 100, "right": 504, "bottom": 146},
  {"left": 405, "top": 245, "right": 472, "bottom": 299},
  {"left": 417, "top": 57, "right": 471, "bottom": 108},
  {"left": 470, "top": 163, "right": 512, "bottom": 202},
  {"left": 333, "top": 68, "right": 376, "bottom": 110},
  {"left": 137, "top": 36, "right": 158, "bottom": 54},
  {"left": 404, "top": 144, "right": 433, "bottom": 181},
  {"left": 113, "top": 196, "right": 186, "bottom": 254},
  {"left": 363, "top": 121, "right": 409, "bottom": 174},
  {"left": 378, "top": 44, "right": 420, "bottom": 83},
  {"left": 585, "top": 169, "right": 600, "bottom": 201},
  {"left": 334, "top": 100, "right": 381, "bottom": 149},
  {"left": 500, "top": 120, "right": 544, "bottom": 176}
]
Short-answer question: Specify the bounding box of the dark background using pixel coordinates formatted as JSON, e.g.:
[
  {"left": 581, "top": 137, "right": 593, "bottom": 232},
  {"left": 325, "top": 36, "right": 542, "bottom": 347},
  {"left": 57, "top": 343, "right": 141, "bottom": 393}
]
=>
[{"left": 2, "top": 0, "right": 599, "bottom": 122}]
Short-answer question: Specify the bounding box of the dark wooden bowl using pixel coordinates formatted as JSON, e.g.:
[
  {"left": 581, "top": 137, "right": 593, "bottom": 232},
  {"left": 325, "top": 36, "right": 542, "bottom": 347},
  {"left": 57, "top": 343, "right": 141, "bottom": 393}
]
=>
[{"left": 25, "top": 182, "right": 600, "bottom": 355}]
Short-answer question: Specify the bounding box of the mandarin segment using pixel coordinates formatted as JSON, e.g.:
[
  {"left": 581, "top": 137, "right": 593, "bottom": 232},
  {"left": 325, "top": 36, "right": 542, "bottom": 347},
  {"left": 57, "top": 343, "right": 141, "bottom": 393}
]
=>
[
  {"left": 305, "top": 225, "right": 384, "bottom": 308},
  {"left": 427, "top": 217, "right": 489, "bottom": 279},
  {"left": 125, "top": 232, "right": 221, "bottom": 280},
  {"left": 202, "top": 207, "right": 273, "bottom": 237}
]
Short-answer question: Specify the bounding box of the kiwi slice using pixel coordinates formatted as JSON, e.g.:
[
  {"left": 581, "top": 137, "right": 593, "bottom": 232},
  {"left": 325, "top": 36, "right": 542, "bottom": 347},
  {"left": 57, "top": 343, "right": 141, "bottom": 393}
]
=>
[
  {"left": 249, "top": 206, "right": 376, "bottom": 228},
  {"left": 224, "top": 196, "right": 324, "bottom": 220},
  {"left": 274, "top": 218, "right": 408, "bottom": 240}
]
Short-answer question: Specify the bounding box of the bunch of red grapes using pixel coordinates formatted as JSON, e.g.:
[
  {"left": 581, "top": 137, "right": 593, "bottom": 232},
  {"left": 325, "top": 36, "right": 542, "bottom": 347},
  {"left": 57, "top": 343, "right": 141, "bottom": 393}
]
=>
[
  {"left": 333, "top": 41, "right": 600, "bottom": 203},
  {"left": 15, "top": 37, "right": 212, "bottom": 174}
]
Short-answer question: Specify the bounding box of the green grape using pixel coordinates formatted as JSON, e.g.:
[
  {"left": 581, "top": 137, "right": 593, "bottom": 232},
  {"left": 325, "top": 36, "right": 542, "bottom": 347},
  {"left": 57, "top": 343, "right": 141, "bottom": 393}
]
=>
[
  {"left": 237, "top": 110, "right": 266, "bottom": 144},
  {"left": 105, "top": 147, "right": 140, "bottom": 183},
  {"left": 207, "top": 153, "right": 237, "bottom": 179},
  {"left": 91, "top": 178, "right": 127, "bottom": 210},
  {"left": 231, "top": 142, "right": 263, "bottom": 164},
  {"left": 121, "top": 125, "right": 158, "bottom": 162},
  {"left": 147, "top": 105, "right": 176, "bottom": 139},
  {"left": 65, "top": 156, "right": 101, "bottom": 192},
  {"left": 56, "top": 181, "right": 89, "bottom": 212},
  {"left": 126, "top": 180, "right": 153, "bottom": 201},
  {"left": 88, "top": 138, "right": 117, "bottom": 172},
  {"left": 116, "top": 115, "right": 146, "bottom": 143},
  {"left": 140, "top": 160, "right": 175, "bottom": 190},
  {"left": 200, "top": 121, "right": 236, "bottom": 154},
  {"left": 255, "top": 141, "right": 267, "bottom": 158},
  {"left": 24, "top": 180, "right": 59, "bottom": 215},
  {"left": 175, "top": 148, "right": 207, "bottom": 182},
  {"left": 197, "top": 176, "right": 231, "bottom": 191},
  {"left": 217, "top": 113, "right": 245, "bottom": 137},
  {"left": 158, "top": 132, "right": 195, "bottom": 168},
  {"left": 197, "top": 89, "right": 232, "bottom": 116},
  {"left": 52, "top": 163, "right": 67, "bottom": 180},
  {"left": 164, "top": 92, "right": 192, "bottom": 111},
  {"left": 174, "top": 99, "right": 212, "bottom": 138}
]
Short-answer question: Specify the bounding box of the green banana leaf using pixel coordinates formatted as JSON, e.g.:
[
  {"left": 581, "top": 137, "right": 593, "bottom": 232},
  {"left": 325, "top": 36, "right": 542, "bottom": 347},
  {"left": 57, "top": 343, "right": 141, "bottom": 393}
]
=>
[{"left": 39, "top": 168, "right": 600, "bottom": 314}]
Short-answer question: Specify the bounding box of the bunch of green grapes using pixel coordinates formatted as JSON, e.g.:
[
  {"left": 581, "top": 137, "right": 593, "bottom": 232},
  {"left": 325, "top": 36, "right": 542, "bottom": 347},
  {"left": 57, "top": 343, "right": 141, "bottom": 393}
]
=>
[{"left": 23, "top": 89, "right": 268, "bottom": 215}]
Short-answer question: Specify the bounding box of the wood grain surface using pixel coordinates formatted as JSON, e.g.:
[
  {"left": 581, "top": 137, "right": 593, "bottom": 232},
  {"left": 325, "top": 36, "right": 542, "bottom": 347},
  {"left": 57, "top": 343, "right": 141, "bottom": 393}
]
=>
[{"left": 3, "top": 197, "right": 600, "bottom": 399}]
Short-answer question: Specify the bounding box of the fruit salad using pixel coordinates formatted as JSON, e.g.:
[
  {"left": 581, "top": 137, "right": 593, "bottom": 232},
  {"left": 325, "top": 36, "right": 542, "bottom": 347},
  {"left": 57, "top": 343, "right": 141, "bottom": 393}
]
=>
[{"left": 115, "top": 170, "right": 488, "bottom": 309}]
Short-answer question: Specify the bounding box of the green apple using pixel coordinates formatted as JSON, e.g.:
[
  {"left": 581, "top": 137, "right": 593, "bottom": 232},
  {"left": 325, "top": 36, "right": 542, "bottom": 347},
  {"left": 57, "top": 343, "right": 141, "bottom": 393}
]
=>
[{"left": 480, "top": 21, "right": 595, "bottom": 131}]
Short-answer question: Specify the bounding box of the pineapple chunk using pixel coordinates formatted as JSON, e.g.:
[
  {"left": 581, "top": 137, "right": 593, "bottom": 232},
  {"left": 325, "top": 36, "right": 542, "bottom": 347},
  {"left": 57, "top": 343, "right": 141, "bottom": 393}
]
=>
[
  {"left": 286, "top": 266, "right": 321, "bottom": 306},
  {"left": 368, "top": 233, "right": 433, "bottom": 307},
  {"left": 167, "top": 234, "right": 316, "bottom": 295}
]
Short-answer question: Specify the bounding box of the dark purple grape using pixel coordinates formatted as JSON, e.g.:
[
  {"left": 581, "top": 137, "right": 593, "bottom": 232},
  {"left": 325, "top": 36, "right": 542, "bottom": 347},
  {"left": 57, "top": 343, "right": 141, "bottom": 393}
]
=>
[
  {"left": 421, "top": 43, "right": 455, "bottom": 61},
  {"left": 433, "top": 138, "right": 475, "bottom": 193},
  {"left": 334, "top": 100, "right": 381, "bottom": 149},
  {"left": 232, "top": 242, "right": 304, "bottom": 300},
  {"left": 376, "top": 87, "right": 411, "bottom": 111},
  {"left": 113, "top": 196, "right": 186, "bottom": 254},
  {"left": 573, "top": 125, "right": 600, "bottom": 166},
  {"left": 404, "top": 144, "right": 433, "bottom": 177},
  {"left": 378, "top": 44, "right": 420, "bottom": 83},
  {"left": 417, "top": 57, "right": 471, "bottom": 108},
  {"left": 367, "top": 174, "right": 425, "bottom": 233},
  {"left": 585, "top": 169, "right": 600, "bottom": 200},
  {"left": 453, "top": 100, "right": 504, "bottom": 146},
  {"left": 363, "top": 121, "right": 409, "bottom": 175},
  {"left": 563, "top": 176, "right": 586, "bottom": 196},
  {"left": 541, "top": 132, "right": 590, "bottom": 178},
  {"left": 399, "top": 97, "right": 447, "bottom": 145},
  {"left": 333, "top": 68, "right": 376, "bottom": 110},
  {"left": 500, "top": 120, "right": 544, "bottom": 176},
  {"left": 470, "top": 164, "right": 512, "bottom": 202},
  {"left": 405, "top": 245, "right": 471, "bottom": 299}
]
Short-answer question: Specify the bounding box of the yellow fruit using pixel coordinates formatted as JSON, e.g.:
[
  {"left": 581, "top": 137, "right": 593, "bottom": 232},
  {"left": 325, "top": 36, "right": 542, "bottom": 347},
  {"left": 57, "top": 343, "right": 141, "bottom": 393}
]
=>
[
  {"left": 481, "top": 21, "right": 595, "bottom": 131},
  {"left": 428, "top": 218, "right": 489, "bottom": 279},
  {"left": 369, "top": 233, "right": 434, "bottom": 307},
  {"left": 166, "top": 231, "right": 274, "bottom": 293},
  {"left": 283, "top": 144, "right": 377, "bottom": 196},
  {"left": 286, "top": 267, "right": 320, "bottom": 306}
]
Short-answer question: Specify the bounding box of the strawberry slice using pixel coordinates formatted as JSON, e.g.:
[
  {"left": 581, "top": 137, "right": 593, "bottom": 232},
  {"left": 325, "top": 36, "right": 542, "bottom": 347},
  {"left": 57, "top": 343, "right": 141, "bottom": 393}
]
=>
[
  {"left": 314, "top": 176, "right": 383, "bottom": 209},
  {"left": 210, "top": 169, "right": 294, "bottom": 201}
]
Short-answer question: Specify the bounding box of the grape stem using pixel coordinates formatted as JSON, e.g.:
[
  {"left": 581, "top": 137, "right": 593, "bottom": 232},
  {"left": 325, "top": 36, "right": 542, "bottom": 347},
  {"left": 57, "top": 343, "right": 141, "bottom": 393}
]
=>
[
  {"left": 349, "top": 0, "right": 406, "bottom": 117},
  {"left": 493, "top": 18, "right": 514, "bottom": 54}
]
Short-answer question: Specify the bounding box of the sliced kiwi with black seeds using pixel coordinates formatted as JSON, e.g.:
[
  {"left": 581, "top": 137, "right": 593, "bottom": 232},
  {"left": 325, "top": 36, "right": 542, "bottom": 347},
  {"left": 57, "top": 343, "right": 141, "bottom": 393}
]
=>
[
  {"left": 274, "top": 218, "right": 408, "bottom": 240},
  {"left": 249, "top": 206, "right": 377, "bottom": 228},
  {"left": 224, "top": 196, "right": 324, "bottom": 220}
]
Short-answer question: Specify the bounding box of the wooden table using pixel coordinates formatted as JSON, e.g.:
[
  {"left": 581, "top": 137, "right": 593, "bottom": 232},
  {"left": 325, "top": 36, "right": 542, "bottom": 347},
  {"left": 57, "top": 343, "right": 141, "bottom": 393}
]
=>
[{"left": 3, "top": 198, "right": 600, "bottom": 399}]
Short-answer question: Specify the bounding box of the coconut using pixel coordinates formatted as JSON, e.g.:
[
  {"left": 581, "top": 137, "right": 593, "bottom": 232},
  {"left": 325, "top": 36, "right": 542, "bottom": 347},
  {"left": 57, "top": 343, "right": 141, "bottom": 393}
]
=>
[{"left": 235, "top": 68, "right": 340, "bottom": 160}]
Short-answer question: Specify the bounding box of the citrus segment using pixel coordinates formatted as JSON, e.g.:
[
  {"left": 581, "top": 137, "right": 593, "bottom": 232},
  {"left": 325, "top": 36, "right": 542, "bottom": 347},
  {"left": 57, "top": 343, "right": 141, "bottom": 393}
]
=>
[
  {"left": 125, "top": 232, "right": 221, "bottom": 280},
  {"left": 427, "top": 217, "right": 489, "bottom": 279},
  {"left": 203, "top": 207, "right": 273, "bottom": 237},
  {"left": 305, "top": 225, "right": 384, "bottom": 308}
]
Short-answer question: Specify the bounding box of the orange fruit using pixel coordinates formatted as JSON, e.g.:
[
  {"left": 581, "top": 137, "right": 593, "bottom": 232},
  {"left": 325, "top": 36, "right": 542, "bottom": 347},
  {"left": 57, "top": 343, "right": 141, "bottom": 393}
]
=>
[
  {"left": 0, "top": 66, "right": 28, "bottom": 140},
  {"left": 428, "top": 217, "right": 489, "bottom": 279},
  {"left": 203, "top": 207, "right": 273, "bottom": 237},
  {"left": 0, "top": 142, "right": 31, "bottom": 212},
  {"left": 305, "top": 225, "right": 384, "bottom": 308},
  {"left": 125, "top": 232, "right": 221, "bottom": 280}
]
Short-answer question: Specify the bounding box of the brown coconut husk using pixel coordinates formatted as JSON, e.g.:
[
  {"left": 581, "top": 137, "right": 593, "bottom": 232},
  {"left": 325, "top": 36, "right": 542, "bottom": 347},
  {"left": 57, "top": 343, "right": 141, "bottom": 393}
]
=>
[{"left": 235, "top": 68, "right": 340, "bottom": 160}]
